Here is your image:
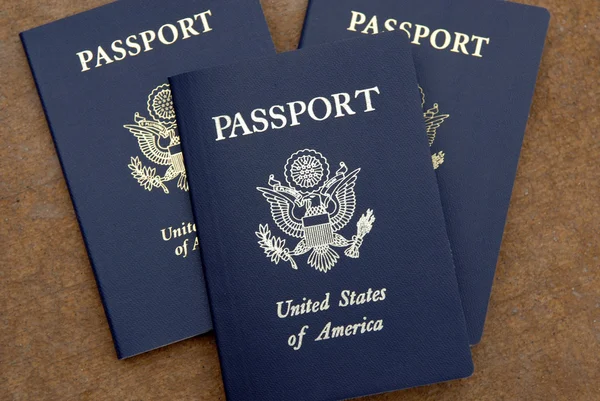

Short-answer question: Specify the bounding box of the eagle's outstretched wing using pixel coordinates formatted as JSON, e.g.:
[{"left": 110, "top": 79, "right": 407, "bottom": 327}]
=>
[
  {"left": 327, "top": 169, "right": 359, "bottom": 232},
  {"left": 257, "top": 188, "right": 304, "bottom": 238},
  {"left": 123, "top": 123, "right": 172, "bottom": 166},
  {"left": 424, "top": 108, "right": 450, "bottom": 146}
]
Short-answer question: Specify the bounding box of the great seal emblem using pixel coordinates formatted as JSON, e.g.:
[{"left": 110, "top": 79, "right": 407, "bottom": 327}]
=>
[
  {"left": 256, "top": 149, "right": 375, "bottom": 273},
  {"left": 124, "top": 83, "right": 187, "bottom": 194}
]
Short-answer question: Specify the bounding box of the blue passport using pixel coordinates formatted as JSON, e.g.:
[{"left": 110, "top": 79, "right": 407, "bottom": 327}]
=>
[
  {"left": 299, "top": 0, "right": 550, "bottom": 344},
  {"left": 20, "top": 0, "right": 274, "bottom": 358},
  {"left": 170, "top": 35, "right": 473, "bottom": 401}
]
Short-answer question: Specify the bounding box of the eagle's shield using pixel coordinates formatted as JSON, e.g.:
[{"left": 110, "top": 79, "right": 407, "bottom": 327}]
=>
[
  {"left": 303, "top": 213, "right": 335, "bottom": 248},
  {"left": 168, "top": 143, "right": 185, "bottom": 174},
  {"left": 256, "top": 149, "right": 375, "bottom": 272}
]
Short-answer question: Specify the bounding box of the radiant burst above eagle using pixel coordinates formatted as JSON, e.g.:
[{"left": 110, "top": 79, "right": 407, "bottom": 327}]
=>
[{"left": 256, "top": 149, "right": 375, "bottom": 273}]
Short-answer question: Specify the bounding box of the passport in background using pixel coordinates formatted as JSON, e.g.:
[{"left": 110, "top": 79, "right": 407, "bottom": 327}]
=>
[
  {"left": 20, "top": 0, "right": 274, "bottom": 358},
  {"left": 300, "top": 0, "right": 550, "bottom": 344},
  {"left": 170, "top": 35, "right": 473, "bottom": 401}
]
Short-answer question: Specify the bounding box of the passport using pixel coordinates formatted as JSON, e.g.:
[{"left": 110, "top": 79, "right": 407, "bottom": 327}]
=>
[
  {"left": 20, "top": 0, "right": 274, "bottom": 358},
  {"left": 299, "top": 0, "right": 550, "bottom": 344},
  {"left": 169, "top": 35, "right": 473, "bottom": 401}
]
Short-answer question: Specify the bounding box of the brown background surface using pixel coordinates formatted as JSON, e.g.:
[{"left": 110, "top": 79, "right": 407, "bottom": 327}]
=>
[{"left": 1, "top": 0, "right": 599, "bottom": 400}]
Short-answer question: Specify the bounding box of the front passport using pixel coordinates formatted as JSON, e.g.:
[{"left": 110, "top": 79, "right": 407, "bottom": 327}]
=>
[
  {"left": 170, "top": 35, "right": 473, "bottom": 401},
  {"left": 299, "top": 0, "right": 550, "bottom": 344},
  {"left": 20, "top": 0, "right": 274, "bottom": 358}
]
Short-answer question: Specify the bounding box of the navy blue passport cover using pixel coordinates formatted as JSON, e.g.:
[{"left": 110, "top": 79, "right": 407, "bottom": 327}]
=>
[
  {"left": 20, "top": 0, "right": 274, "bottom": 358},
  {"left": 299, "top": 0, "right": 550, "bottom": 344},
  {"left": 170, "top": 35, "right": 473, "bottom": 401}
]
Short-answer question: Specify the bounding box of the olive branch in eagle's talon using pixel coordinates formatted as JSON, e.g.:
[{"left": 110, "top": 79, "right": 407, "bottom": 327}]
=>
[
  {"left": 128, "top": 156, "right": 169, "bottom": 193},
  {"left": 256, "top": 224, "right": 298, "bottom": 270}
]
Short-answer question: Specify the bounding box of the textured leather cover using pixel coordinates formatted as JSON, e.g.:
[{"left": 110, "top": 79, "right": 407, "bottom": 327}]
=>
[
  {"left": 170, "top": 35, "right": 473, "bottom": 401},
  {"left": 20, "top": 0, "right": 274, "bottom": 358},
  {"left": 299, "top": 0, "right": 550, "bottom": 344}
]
